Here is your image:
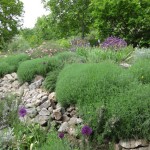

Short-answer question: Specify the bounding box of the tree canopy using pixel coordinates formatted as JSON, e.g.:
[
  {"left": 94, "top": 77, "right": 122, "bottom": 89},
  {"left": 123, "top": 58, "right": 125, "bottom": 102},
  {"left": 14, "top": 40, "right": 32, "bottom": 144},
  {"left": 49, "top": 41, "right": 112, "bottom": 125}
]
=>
[{"left": 0, "top": 0, "right": 23, "bottom": 49}]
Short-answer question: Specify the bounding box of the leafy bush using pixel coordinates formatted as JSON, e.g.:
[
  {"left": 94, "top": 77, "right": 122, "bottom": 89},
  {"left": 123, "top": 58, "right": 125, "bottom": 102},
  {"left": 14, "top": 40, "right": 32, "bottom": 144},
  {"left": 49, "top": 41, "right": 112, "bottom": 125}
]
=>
[
  {"left": 43, "top": 69, "right": 61, "bottom": 92},
  {"left": 0, "top": 54, "right": 30, "bottom": 77},
  {"left": 56, "top": 62, "right": 134, "bottom": 107},
  {"left": 105, "top": 84, "right": 150, "bottom": 140},
  {"left": 7, "top": 35, "right": 30, "bottom": 52},
  {"left": 0, "top": 62, "right": 14, "bottom": 77},
  {"left": 56, "top": 62, "right": 150, "bottom": 141},
  {"left": 101, "top": 36, "right": 127, "bottom": 50},
  {"left": 57, "top": 39, "right": 71, "bottom": 48},
  {"left": 54, "top": 51, "right": 86, "bottom": 64},
  {"left": 130, "top": 59, "right": 150, "bottom": 84},
  {"left": 91, "top": 0, "right": 150, "bottom": 47},
  {"left": 17, "top": 57, "right": 60, "bottom": 83},
  {"left": 76, "top": 46, "right": 134, "bottom": 63}
]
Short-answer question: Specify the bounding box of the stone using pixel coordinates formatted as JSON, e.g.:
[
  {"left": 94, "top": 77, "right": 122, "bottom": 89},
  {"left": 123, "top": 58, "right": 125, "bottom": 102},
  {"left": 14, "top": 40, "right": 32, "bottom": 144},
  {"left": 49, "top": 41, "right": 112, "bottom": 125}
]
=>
[
  {"left": 58, "top": 122, "right": 69, "bottom": 132},
  {"left": 41, "top": 95, "right": 48, "bottom": 103},
  {"left": 76, "top": 118, "right": 83, "bottom": 124},
  {"left": 68, "top": 127, "right": 77, "bottom": 136},
  {"left": 5, "top": 74, "right": 14, "bottom": 81},
  {"left": 119, "top": 139, "right": 149, "bottom": 149},
  {"left": 11, "top": 73, "right": 18, "bottom": 80},
  {"left": 62, "top": 115, "right": 70, "bottom": 122},
  {"left": 38, "top": 115, "right": 49, "bottom": 125},
  {"left": 120, "top": 63, "right": 131, "bottom": 68},
  {"left": 12, "top": 81, "right": 20, "bottom": 89},
  {"left": 26, "top": 108, "right": 38, "bottom": 118},
  {"left": 68, "top": 117, "right": 78, "bottom": 126},
  {"left": 70, "top": 110, "right": 77, "bottom": 117},
  {"left": 48, "top": 92, "right": 56, "bottom": 102},
  {"left": 35, "top": 79, "right": 43, "bottom": 87},
  {"left": 40, "top": 100, "right": 51, "bottom": 109},
  {"left": 25, "top": 103, "right": 35, "bottom": 108},
  {"left": 39, "top": 108, "right": 50, "bottom": 116},
  {"left": 36, "top": 106, "right": 41, "bottom": 112},
  {"left": 34, "top": 100, "right": 41, "bottom": 107},
  {"left": 67, "top": 106, "right": 75, "bottom": 112},
  {"left": 48, "top": 107, "right": 53, "bottom": 113},
  {"left": 29, "top": 83, "right": 37, "bottom": 90},
  {"left": 53, "top": 108, "right": 62, "bottom": 120}
]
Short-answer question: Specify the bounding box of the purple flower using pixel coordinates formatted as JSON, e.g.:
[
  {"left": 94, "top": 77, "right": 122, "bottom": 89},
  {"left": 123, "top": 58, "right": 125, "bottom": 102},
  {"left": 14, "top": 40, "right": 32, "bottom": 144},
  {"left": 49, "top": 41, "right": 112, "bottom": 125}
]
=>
[
  {"left": 101, "top": 36, "right": 127, "bottom": 50},
  {"left": 19, "top": 107, "right": 27, "bottom": 117},
  {"left": 58, "top": 132, "right": 64, "bottom": 139},
  {"left": 81, "top": 125, "right": 92, "bottom": 136}
]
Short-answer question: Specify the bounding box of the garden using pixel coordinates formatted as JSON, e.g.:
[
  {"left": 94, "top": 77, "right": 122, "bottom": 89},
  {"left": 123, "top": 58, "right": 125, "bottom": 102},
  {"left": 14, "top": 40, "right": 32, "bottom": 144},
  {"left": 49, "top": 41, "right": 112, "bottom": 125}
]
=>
[
  {"left": 0, "top": 0, "right": 150, "bottom": 149},
  {"left": 0, "top": 36, "right": 150, "bottom": 150}
]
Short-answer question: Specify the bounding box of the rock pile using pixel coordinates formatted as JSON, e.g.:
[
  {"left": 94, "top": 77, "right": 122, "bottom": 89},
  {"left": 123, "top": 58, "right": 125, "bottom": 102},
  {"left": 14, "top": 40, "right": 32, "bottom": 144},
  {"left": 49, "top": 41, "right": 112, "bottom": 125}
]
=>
[{"left": 0, "top": 73, "right": 28, "bottom": 99}]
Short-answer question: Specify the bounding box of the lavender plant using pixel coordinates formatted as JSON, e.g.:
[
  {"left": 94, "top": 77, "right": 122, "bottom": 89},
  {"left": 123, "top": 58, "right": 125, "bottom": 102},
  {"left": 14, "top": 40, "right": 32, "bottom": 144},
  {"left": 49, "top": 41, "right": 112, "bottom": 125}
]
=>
[{"left": 101, "top": 36, "right": 127, "bottom": 50}]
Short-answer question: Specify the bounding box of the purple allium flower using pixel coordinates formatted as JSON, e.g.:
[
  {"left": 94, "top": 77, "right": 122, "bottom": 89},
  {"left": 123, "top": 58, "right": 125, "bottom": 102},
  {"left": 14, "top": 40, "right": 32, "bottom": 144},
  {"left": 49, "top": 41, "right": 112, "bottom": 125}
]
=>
[
  {"left": 81, "top": 125, "right": 92, "bottom": 136},
  {"left": 19, "top": 107, "right": 27, "bottom": 117},
  {"left": 58, "top": 132, "right": 64, "bottom": 139},
  {"left": 101, "top": 36, "right": 127, "bottom": 50}
]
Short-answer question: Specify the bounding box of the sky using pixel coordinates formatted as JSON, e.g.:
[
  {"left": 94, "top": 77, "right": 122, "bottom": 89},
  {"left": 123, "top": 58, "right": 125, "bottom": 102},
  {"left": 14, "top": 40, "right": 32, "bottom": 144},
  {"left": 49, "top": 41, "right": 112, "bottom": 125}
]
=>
[{"left": 20, "top": 0, "right": 49, "bottom": 28}]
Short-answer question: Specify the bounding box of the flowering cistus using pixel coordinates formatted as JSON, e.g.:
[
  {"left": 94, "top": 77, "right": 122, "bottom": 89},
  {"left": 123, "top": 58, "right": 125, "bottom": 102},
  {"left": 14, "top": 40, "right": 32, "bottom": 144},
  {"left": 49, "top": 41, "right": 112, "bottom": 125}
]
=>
[
  {"left": 101, "top": 36, "right": 127, "bottom": 49},
  {"left": 58, "top": 132, "right": 64, "bottom": 139},
  {"left": 81, "top": 125, "right": 92, "bottom": 136},
  {"left": 19, "top": 107, "right": 27, "bottom": 117}
]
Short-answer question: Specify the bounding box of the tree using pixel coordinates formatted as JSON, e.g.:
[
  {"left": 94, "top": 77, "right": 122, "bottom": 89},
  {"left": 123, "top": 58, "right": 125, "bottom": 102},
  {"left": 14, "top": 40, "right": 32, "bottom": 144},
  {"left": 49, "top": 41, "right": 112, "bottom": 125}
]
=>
[
  {"left": 0, "top": 0, "right": 23, "bottom": 50},
  {"left": 91, "top": 0, "right": 150, "bottom": 47},
  {"left": 42, "top": 0, "right": 92, "bottom": 39}
]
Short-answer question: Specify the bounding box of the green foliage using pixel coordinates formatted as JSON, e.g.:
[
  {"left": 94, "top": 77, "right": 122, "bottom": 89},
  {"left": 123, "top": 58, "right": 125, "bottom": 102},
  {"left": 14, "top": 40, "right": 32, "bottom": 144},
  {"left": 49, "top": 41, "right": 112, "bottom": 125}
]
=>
[
  {"left": 0, "top": 0, "right": 23, "bottom": 50},
  {"left": 54, "top": 51, "right": 86, "bottom": 64},
  {"left": 0, "top": 54, "right": 30, "bottom": 77},
  {"left": 43, "top": 0, "right": 92, "bottom": 38},
  {"left": 13, "top": 122, "right": 47, "bottom": 150},
  {"left": 56, "top": 62, "right": 133, "bottom": 107},
  {"left": 91, "top": 0, "right": 150, "bottom": 47},
  {"left": 38, "top": 130, "right": 71, "bottom": 150},
  {"left": 56, "top": 62, "right": 150, "bottom": 141},
  {"left": 43, "top": 69, "right": 61, "bottom": 92},
  {"left": 7, "top": 35, "right": 30, "bottom": 52},
  {"left": 17, "top": 57, "right": 61, "bottom": 83},
  {"left": 57, "top": 39, "right": 71, "bottom": 48},
  {"left": 20, "top": 28, "right": 42, "bottom": 48},
  {"left": 130, "top": 59, "right": 150, "bottom": 84},
  {"left": 76, "top": 46, "right": 134, "bottom": 63},
  {"left": 0, "top": 62, "right": 14, "bottom": 77}
]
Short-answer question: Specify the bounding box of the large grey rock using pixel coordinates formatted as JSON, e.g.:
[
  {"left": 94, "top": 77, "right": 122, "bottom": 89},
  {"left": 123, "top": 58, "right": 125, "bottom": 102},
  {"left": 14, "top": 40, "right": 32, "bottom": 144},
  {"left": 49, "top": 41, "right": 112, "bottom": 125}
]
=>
[
  {"left": 58, "top": 122, "right": 69, "bottom": 132},
  {"left": 40, "top": 100, "right": 51, "bottom": 109},
  {"left": 38, "top": 115, "right": 50, "bottom": 125},
  {"left": 39, "top": 108, "right": 50, "bottom": 116},
  {"left": 119, "top": 139, "right": 149, "bottom": 149}
]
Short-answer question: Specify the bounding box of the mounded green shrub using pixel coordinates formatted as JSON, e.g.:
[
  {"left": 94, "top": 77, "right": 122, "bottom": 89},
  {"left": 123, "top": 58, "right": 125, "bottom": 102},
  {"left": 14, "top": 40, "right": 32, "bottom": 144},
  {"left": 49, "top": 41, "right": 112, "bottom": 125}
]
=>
[
  {"left": 130, "top": 59, "right": 150, "bottom": 84},
  {"left": 43, "top": 69, "right": 61, "bottom": 92},
  {"left": 56, "top": 62, "right": 150, "bottom": 141},
  {"left": 0, "top": 54, "right": 30, "bottom": 77},
  {"left": 54, "top": 51, "right": 86, "bottom": 64},
  {"left": 56, "top": 62, "right": 134, "bottom": 107},
  {"left": 17, "top": 57, "right": 60, "bottom": 83}
]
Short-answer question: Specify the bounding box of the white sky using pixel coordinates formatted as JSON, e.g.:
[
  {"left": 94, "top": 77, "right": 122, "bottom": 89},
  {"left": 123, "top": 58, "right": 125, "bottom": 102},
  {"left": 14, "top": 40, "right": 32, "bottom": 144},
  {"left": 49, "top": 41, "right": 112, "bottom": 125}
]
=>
[{"left": 20, "top": 0, "right": 49, "bottom": 28}]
